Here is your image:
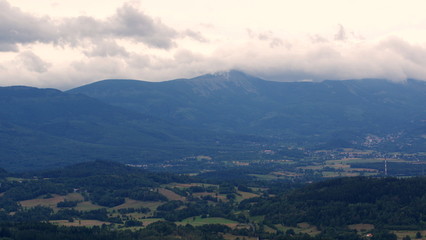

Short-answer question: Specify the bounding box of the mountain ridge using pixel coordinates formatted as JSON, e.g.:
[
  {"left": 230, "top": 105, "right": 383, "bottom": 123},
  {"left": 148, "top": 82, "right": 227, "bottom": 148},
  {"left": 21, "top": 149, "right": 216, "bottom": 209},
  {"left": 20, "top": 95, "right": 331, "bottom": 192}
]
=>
[
  {"left": 0, "top": 86, "right": 216, "bottom": 171},
  {"left": 1, "top": 71, "right": 425, "bottom": 171},
  {"left": 68, "top": 71, "right": 426, "bottom": 141}
]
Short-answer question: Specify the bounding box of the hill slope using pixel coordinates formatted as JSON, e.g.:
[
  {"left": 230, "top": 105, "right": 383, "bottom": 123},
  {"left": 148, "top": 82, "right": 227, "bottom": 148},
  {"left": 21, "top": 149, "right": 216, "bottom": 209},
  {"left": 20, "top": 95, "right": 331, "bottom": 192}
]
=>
[
  {"left": 0, "top": 86, "right": 208, "bottom": 171},
  {"left": 69, "top": 71, "right": 426, "bottom": 147}
]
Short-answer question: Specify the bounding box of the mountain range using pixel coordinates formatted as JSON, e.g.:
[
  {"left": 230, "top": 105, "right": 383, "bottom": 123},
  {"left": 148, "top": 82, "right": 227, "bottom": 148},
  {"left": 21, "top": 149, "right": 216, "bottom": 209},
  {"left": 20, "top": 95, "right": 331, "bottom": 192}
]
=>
[
  {"left": 69, "top": 70, "right": 426, "bottom": 145},
  {"left": 1, "top": 70, "right": 425, "bottom": 171}
]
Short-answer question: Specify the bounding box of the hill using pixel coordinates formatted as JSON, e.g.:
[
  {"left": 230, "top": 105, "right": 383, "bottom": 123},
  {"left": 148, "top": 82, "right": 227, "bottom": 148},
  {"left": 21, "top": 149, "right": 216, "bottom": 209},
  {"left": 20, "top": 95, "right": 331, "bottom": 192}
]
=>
[
  {"left": 0, "top": 86, "right": 212, "bottom": 171},
  {"left": 69, "top": 71, "right": 426, "bottom": 149},
  {"left": 245, "top": 177, "right": 426, "bottom": 229},
  {"left": 2, "top": 72, "right": 425, "bottom": 171}
]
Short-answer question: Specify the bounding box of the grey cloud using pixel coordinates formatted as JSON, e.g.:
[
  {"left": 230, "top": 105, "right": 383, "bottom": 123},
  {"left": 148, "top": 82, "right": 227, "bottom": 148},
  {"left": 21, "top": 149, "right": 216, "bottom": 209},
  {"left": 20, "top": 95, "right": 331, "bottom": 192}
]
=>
[
  {"left": 59, "top": 4, "right": 177, "bottom": 49},
  {"left": 310, "top": 34, "right": 328, "bottom": 43},
  {"left": 127, "top": 54, "right": 152, "bottom": 68},
  {"left": 213, "top": 35, "right": 426, "bottom": 83},
  {"left": 17, "top": 51, "right": 51, "bottom": 73},
  {"left": 104, "top": 3, "right": 177, "bottom": 48},
  {"left": 380, "top": 37, "right": 426, "bottom": 64},
  {"left": 83, "top": 40, "right": 130, "bottom": 57},
  {"left": 182, "top": 29, "right": 208, "bottom": 42},
  {"left": 0, "top": 1, "right": 57, "bottom": 49},
  {"left": 334, "top": 24, "right": 347, "bottom": 41},
  {"left": 1, "top": 1, "right": 179, "bottom": 50},
  {"left": 247, "top": 29, "right": 285, "bottom": 48},
  {"left": 0, "top": 42, "right": 18, "bottom": 52},
  {"left": 59, "top": 16, "right": 104, "bottom": 46}
]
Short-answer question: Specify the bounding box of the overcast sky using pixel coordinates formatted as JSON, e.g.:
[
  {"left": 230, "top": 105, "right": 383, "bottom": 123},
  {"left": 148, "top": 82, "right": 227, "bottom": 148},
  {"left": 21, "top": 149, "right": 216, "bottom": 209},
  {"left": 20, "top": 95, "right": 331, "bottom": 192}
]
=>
[{"left": 1, "top": 0, "right": 426, "bottom": 89}]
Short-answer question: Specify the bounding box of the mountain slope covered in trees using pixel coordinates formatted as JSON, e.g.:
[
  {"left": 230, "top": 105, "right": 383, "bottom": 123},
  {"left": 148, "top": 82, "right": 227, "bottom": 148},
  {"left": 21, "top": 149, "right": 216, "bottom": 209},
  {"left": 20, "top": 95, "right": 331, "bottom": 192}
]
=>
[{"left": 69, "top": 70, "right": 426, "bottom": 147}]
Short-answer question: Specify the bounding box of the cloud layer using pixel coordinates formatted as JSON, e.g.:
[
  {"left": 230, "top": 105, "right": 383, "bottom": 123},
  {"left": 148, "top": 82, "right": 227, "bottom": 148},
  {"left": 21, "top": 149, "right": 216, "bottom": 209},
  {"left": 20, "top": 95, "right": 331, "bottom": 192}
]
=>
[{"left": 1, "top": 0, "right": 426, "bottom": 89}]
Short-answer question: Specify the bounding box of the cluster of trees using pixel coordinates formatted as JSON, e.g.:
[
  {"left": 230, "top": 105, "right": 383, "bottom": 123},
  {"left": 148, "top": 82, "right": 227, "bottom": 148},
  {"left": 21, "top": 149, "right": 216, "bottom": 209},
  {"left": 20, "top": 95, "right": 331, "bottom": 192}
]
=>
[
  {"left": 116, "top": 207, "right": 150, "bottom": 214},
  {"left": 0, "top": 206, "right": 122, "bottom": 223},
  {"left": 0, "top": 221, "right": 225, "bottom": 240},
  {"left": 244, "top": 177, "right": 426, "bottom": 229},
  {"left": 0, "top": 221, "right": 403, "bottom": 240},
  {"left": 0, "top": 161, "right": 195, "bottom": 211},
  {"left": 155, "top": 200, "right": 241, "bottom": 222},
  {"left": 1, "top": 161, "right": 426, "bottom": 239}
]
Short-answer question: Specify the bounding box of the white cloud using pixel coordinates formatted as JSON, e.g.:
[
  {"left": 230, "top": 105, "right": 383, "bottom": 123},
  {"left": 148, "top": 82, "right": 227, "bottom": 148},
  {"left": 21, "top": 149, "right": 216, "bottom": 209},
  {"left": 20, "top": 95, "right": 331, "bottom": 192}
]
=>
[{"left": 1, "top": 0, "right": 426, "bottom": 89}]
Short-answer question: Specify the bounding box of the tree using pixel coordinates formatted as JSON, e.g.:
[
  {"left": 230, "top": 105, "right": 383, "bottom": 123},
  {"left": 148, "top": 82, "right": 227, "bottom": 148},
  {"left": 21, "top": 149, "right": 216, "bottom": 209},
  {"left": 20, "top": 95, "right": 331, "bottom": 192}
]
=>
[
  {"left": 286, "top": 229, "right": 295, "bottom": 235},
  {"left": 403, "top": 235, "right": 411, "bottom": 240}
]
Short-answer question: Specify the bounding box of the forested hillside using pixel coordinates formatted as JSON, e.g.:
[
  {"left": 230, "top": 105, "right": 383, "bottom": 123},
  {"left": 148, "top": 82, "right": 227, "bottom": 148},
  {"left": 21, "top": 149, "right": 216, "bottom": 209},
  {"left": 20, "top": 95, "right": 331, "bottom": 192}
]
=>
[
  {"left": 69, "top": 71, "right": 426, "bottom": 150},
  {"left": 245, "top": 177, "right": 426, "bottom": 228},
  {"left": 0, "top": 162, "right": 425, "bottom": 240}
]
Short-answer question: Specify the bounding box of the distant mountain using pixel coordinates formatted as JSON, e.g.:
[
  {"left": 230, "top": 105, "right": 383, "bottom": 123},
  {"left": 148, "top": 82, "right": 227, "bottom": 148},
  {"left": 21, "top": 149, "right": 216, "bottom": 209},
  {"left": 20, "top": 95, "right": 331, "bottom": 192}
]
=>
[
  {"left": 2, "top": 72, "right": 425, "bottom": 171},
  {"left": 0, "top": 86, "right": 211, "bottom": 171},
  {"left": 69, "top": 70, "right": 426, "bottom": 147}
]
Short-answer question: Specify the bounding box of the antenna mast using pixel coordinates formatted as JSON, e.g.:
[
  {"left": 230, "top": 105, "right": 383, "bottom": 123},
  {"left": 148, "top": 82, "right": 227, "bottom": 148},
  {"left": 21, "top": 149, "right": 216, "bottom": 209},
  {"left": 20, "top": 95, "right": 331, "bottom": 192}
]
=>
[{"left": 384, "top": 157, "right": 388, "bottom": 176}]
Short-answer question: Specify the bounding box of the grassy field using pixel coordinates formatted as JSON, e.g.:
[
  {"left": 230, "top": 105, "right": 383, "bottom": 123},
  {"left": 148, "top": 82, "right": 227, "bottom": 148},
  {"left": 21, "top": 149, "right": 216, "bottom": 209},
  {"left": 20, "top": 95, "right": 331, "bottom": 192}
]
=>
[
  {"left": 235, "top": 191, "right": 259, "bottom": 202},
  {"left": 248, "top": 215, "right": 264, "bottom": 223},
  {"left": 177, "top": 216, "right": 238, "bottom": 227},
  {"left": 392, "top": 230, "right": 426, "bottom": 240},
  {"left": 158, "top": 188, "right": 186, "bottom": 201},
  {"left": 19, "top": 193, "right": 85, "bottom": 211},
  {"left": 294, "top": 157, "right": 417, "bottom": 178},
  {"left": 20, "top": 194, "right": 65, "bottom": 210},
  {"left": 248, "top": 174, "right": 282, "bottom": 181},
  {"left": 64, "top": 193, "right": 85, "bottom": 201},
  {"left": 50, "top": 219, "right": 110, "bottom": 227},
  {"left": 325, "top": 158, "right": 407, "bottom": 165},
  {"left": 112, "top": 198, "right": 164, "bottom": 213},
  {"left": 347, "top": 223, "right": 375, "bottom": 232},
  {"left": 74, "top": 201, "right": 104, "bottom": 211},
  {"left": 165, "top": 183, "right": 204, "bottom": 188},
  {"left": 140, "top": 218, "right": 164, "bottom": 226}
]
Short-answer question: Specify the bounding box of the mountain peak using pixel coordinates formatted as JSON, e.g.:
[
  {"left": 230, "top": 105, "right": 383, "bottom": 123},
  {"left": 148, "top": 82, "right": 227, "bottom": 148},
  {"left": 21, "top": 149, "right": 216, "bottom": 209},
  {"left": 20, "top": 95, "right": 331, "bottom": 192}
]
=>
[
  {"left": 182, "top": 70, "right": 263, "bottom": 96},
  {"left": 211, "top": 70, "right": 251, "bottom": 80}
]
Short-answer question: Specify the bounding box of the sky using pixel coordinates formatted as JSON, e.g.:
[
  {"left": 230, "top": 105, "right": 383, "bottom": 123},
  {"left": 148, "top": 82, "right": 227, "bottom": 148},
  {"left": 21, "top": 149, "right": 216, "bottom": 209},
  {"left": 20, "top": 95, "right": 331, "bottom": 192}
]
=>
[{"left": 1, "top": 0, "right": 426, "bottom": 89}]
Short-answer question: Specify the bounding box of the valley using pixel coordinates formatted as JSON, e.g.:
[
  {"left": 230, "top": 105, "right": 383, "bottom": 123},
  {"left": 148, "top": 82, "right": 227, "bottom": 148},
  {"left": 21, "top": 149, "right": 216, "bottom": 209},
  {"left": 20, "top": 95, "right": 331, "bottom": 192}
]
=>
[
  {"left": 0, "top": 72, "right": 425, "bottom": 239},
  {"left": 1, "top": 161, "right": 426, "bottom": 240}
]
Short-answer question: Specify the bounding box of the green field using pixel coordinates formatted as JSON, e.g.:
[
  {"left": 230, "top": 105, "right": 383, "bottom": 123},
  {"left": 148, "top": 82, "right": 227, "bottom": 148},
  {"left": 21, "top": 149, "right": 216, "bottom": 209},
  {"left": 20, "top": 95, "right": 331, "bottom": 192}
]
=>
[
  {"left": 74, "top": 201, "right": 105, "bottom": 211},
  {"left": 50, "top": 219, "right": 110, "bottom": 227},
  {"left": 112, "top": 198, "right": 163, "bottom": 212},
  {"left": 20, "top": 193, "right": 85, "bottom": 212},
  {"left": 177, "top": 216, "right": 238, "bottom": 226}
]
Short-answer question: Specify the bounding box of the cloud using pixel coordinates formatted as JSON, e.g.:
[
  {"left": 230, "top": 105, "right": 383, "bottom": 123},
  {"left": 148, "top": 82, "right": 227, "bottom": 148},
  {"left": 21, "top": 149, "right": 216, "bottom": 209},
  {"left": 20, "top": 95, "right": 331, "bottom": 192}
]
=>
[
  {"left": 247, "top": 29, "right": 286, "bottom": 48},
  {"left": 16, "top": 51, "right": 51, "bottom": 73},
  {"left": 0, "top": 1, "right": 57, "bottom": 50},
  {"left": 0, "top": 1, "right": 179, "bottom": 50},
  {"left": 182, "top": 29, "right": 208, "bottom": 42},
  {"left": 334, "top": 24, "right": 347, "bottom": 41},
  {"left": 59, "top": 4, "right": 206, "bottom": 48},
  {"left": 0, "top": 43, "right": 18, "bottom": 52},
  {"left": 106, "top": 3, "right": 177, "bottom": 48},
  {"left": 380, "top": 37, "right": 426, "bottom": 65},
  {"left": 198, "top": 33, "right": 426, "bottom": 83},
  {"left": 1, "top": 1, "right": 426, "bottom": 89},
  {"left": 83, "top": 40, "right": 130, "bottom": 57},
  {"left": 57, "top": 3, "right": 179, "bottom": 49},
  {"left": 3, "top": 32, "right": 426, "bottom": 90}
]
